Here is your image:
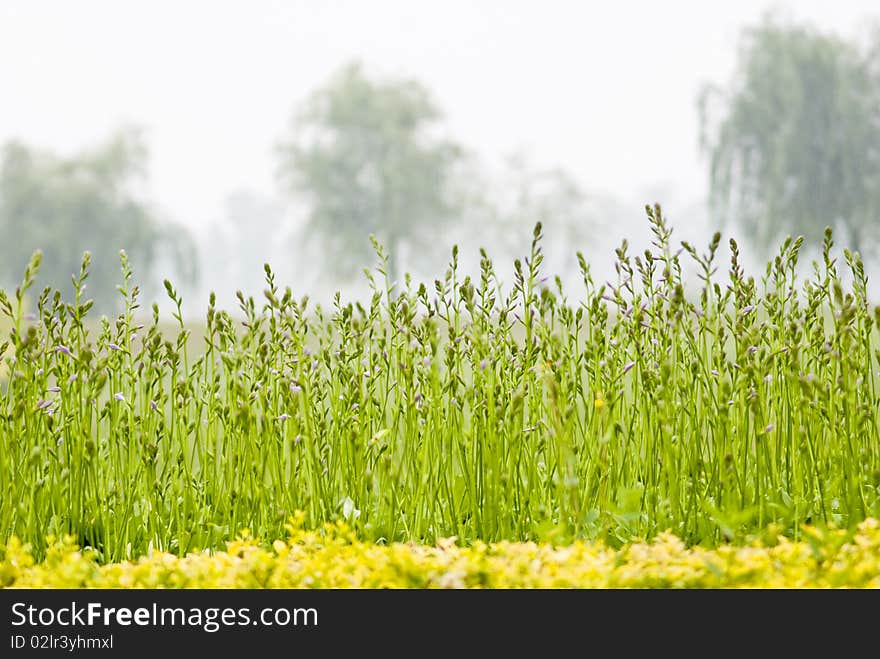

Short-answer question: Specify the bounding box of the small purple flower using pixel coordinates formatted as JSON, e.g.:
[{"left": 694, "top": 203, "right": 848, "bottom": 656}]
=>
[
  {"left": 113, "top": 392, "right": 125, "bottom": 402},
  {"left": 423, "top": 356, "right": 431, "bottom": 368},
  {"left": 622, "top": 361, "right": 636, "bottom": 375},
  {"left": 36, "top": 399, "right": 52, "bottom": 410},
  {"left": 739, "top": 305, "right": 756, "bottom": 316},
  {"left": 479, "top": 359, "right": 488, "bottom": 372},
  {"left": 55, "top": 346, "right": 73, "bottom": 357},
  {"left": 68, "top": 374, "right": 78, "bottom": 383},
  {"left": 711, "top": 369, "right": 719, "bottom": 376},
  {"left": 108, "top": 343, "right": 121, "bottom": 351},
  {"left": 47, "top": 386, "right": 61, "bottom": 393},
  {"left": 290, "top": 383, "right": 302, "bottom": 394},
  {"left": 764, "top": 424, "right": 775, "bottom": 433},
  {"left": 278, "top": 413, "right": 290, "bottom": 421},
  {"left": 150, "top": 400, "right": 158, "bottom": 411}
]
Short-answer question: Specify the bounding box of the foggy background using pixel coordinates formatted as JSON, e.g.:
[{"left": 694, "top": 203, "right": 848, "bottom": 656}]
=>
[{"left": 2, "top": 0, "right": 880, "bottom": 317}]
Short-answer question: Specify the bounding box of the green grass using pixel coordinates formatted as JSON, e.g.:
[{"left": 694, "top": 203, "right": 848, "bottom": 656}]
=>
[{"left": 2, "top": 205, "right": 880, "bottom": 563}]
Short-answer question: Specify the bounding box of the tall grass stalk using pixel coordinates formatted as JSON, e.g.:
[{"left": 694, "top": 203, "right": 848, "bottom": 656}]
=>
[{"left": 2, "top": 206, "right": 879, "bottom": 561}]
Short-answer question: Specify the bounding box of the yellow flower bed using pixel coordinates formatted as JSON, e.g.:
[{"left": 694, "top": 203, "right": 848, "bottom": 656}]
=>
[{"left": 3, "top": 517, "right": 880, "bottom": 589}]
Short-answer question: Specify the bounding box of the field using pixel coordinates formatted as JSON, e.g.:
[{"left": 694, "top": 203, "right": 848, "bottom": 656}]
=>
[{"left": 2, "top": 208, "right": 880, "bottom": 587}]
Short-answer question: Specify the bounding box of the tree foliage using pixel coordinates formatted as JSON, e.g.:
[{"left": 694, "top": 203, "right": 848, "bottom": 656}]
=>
[
  {"left": 275, "top": 62, "right": 465, "bottom": 283},
  {"left": 699, "top": 17, "right": 880, "bottom": 256},
  {"left": 0, "top": 128, "right": 198, "bottom": 311}
]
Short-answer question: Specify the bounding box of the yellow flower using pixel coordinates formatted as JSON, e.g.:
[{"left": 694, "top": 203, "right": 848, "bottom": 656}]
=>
[{"left": 4, "top": 518, "right": 880, "bottom": 588}]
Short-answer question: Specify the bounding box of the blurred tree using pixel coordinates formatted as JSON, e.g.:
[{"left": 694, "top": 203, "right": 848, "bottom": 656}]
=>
[
  {"left": 0, "top": 128, "right": 198, "bottom": 312},
  {"left": 699, "top": 17, "right": 880, "bottom": 257},
  {"left": 275, "top": 61, "right": 465, "bottom": 284}
]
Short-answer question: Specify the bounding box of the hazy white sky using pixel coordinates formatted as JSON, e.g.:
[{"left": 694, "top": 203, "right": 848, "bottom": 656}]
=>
[{"left": 1, "top": 0, "right": 879, "bottom": 231}]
